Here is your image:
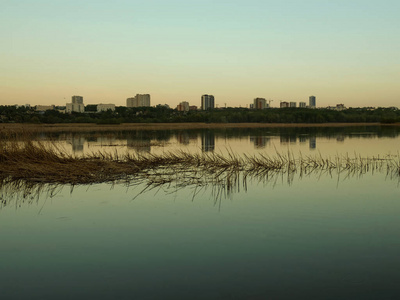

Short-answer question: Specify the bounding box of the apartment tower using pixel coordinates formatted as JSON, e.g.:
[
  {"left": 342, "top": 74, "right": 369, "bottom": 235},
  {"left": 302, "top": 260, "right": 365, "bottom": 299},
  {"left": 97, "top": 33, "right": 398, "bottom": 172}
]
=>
[
  {"left": 254, "top": 98, "right": 267, "bottom": 109},
  {"left": 201, "top": 94, "right": 215, "bottom": 110},
  {"left": 66, "top": 95, "right": 85, "bottom": 113},
  {"left": 309, "top": 96, "right": 316, "bottom": 108},
  {"left": 127, "top": 94, "right": 151, "bottom": 107}
]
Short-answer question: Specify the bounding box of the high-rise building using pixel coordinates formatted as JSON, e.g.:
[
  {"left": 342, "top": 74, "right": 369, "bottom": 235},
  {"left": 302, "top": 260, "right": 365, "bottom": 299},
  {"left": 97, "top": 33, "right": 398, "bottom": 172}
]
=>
[
  {"left": 72, "top": 95, "right": 83, "bottom": 104},
  {"left": 177, "top": 101, "right": 190, "bottom": 112},
  {"left": 253, "top": 98, "right": 267, "bottom": 109},
  {"left": 299, "top": 102, "right": 307, "bottom": 108},
  {"left": 127, "top": 94, "right": 151, "bottom": 107},
  {"left": 126, "top": 97, "right": 134, "bottom": 107},
  {"left": 66, "top": 95, "right": 85, "bottom": 113},
  {"left": 290, "top": 102, "right": 297, "bottom": 108},
  {"left": 309, "top": 96, "right": 316, "bottom": 108},
  {"left": 280, "top": 101, "right": 289, "bottom": 108},
  {"left": 201, "top": 94, "right": 215, "bottom": 110}
]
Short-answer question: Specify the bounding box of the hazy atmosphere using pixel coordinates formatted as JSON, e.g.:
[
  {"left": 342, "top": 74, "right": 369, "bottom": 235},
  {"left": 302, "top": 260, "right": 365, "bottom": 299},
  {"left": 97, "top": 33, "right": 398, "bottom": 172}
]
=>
[{"left": 1, "top": 0, "right": 399, "bottom": 107}]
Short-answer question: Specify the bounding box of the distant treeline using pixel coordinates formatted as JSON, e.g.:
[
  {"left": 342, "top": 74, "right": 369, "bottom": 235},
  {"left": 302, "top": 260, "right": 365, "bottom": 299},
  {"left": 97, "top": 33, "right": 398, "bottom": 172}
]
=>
[{"left": 0, "top": 105, "right": 399, "bottom": 124}]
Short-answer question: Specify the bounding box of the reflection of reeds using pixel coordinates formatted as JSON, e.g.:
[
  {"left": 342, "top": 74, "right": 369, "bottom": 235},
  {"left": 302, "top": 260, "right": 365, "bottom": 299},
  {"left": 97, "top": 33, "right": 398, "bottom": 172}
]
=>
[{"left": 0, "top": 178, "right": 63, "bottom": 209}]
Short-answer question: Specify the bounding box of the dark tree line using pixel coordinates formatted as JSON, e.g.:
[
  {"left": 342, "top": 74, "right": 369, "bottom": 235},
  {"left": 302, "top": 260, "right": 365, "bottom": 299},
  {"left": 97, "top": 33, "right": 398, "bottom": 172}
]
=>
[{"left": 1, "top": 105, "right": 399, "bottom": 124}]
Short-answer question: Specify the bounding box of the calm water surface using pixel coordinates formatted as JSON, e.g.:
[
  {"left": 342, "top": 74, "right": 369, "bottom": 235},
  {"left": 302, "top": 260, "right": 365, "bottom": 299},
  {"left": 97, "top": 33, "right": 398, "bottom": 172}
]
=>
[
  {"left": 1, "top": 126, "right": 399, "bottom": 299},
  {"left": 33, "top": 125, "right": 400, "bottom": 156}
]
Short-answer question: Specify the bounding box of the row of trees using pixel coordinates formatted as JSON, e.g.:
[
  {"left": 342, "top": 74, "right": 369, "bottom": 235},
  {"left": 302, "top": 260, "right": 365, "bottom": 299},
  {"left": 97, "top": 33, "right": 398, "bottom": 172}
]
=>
[{"left": 0, "top": 105, "right": 399, "bottom": 124}]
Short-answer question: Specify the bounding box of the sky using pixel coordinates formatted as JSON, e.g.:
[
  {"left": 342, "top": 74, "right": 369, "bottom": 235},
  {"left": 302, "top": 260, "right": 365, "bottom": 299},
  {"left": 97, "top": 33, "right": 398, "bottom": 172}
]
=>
[{"left": 1, "top": 0, "right": 399, "bottom": 108}]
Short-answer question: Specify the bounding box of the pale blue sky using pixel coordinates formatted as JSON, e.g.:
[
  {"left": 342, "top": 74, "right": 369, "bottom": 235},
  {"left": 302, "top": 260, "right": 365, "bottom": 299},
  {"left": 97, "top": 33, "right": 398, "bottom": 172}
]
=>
[{"left": 1, "top": 0, "right": 399, "bottom": 108}]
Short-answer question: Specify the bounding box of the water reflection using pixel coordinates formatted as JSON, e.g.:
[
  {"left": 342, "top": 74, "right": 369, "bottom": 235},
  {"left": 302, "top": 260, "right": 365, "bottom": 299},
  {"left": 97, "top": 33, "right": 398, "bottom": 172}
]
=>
[
  {"left": 250, "top": 136, "right": 270, "bottom": 148},
  {"left": 279, "top": 134, "right": 317, "bottom": 149},
  {"left": 309, "top": 136, "right": 316, "bottom": 149},
  {"left": 280, "top": 135, "right": 290, "bottom": 145},
  {"left": 69, "top": 135, "right": 84, "bottom": 152},
  {"left": 6, "top": 125, "right": 400, "bottom": 155},
  {"left": 127, "top": 132, "right": 151, "bottom": 153},
  {"left": 337, "top": 135, "right": 345, "bottom": 142},
  {"left": 176, "top": 131, "right": 190, "bottom": 145},
  {"left": 2, "top": 157, "right": 398, "bottom": 210},
  {"left": 201, "top": 131, "right": 215, "bottom": 152},
  {"left": 2, "top": 126, "right": 400, "bottom": 299}
]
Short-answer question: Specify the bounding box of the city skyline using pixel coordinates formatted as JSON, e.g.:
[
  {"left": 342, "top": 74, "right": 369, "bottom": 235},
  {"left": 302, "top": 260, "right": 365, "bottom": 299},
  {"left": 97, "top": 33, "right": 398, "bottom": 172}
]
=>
[
  {"left": 11, "top": 94, "right": 324, "bottom": 110},
  {"left": 7, "top": 92, "right": 400, "bottom": 110},
  {"left": 1, "top": 1, "right": 399, "bottom": 108}
]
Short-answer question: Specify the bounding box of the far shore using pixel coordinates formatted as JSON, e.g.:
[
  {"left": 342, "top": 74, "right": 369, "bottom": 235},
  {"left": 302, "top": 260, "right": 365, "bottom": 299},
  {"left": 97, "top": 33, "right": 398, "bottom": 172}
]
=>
[{"left": 1, "top": 122, "right": 399, "bottom": 133}]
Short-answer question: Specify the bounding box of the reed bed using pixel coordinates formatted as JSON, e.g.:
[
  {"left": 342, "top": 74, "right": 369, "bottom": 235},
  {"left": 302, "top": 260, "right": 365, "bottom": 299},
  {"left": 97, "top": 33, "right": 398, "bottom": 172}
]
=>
[
  {"left": 1, "top": 134, "right": 400, "bottom": 208},
  {"left": 1, "top": 135, "right": 399, "bottom": 186}
]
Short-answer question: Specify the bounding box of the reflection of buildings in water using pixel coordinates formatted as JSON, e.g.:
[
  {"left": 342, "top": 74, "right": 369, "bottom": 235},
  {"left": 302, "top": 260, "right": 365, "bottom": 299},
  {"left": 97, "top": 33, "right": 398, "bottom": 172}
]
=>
[
  {"left": 127, "top": 138, "right": 151, "bottom": 152},
  {"left": 250, "top": 136, "right": 270, "bottom": 148},
  {"left": 69, "top": 135, "right": 85, "bottom": 152},
  {"left": 309, "top": 136, "right": 316, "bottom": 149},
  {"left": 280, "top": 134, "right": 316, "bottom": 149},
  {"left": 127, "top": 132, "right": 151, "bottom": 152},
  {"left": 176, "top": 132, "right": 190, "bottom": 145},
  {"left": 85, "top": 136, "right": 98, "bottom": 143},
  {"left": 336, "top": 135, "right": 345, "bottom": 142},
  {"left": 97, "top": 136, "right": 117, "bottom": 146},
  {"left": 201, "top": 131, "right": 215, "bottom": 152},
  {"left": 279, "top": 135, "right": 297, "bottom": 145},
  {"left": 84, "top": 136, "right": 98, "bottom": 151},
  {"left": 299, "top": 135, "right": 307, "bottom": 143},
  {"left": 280, "top": 136, "right": 290, "bottom": 145}
]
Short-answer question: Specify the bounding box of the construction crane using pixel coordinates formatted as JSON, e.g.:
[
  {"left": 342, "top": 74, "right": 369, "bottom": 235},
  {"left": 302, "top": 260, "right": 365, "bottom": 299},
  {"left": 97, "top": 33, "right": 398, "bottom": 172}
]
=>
[{"left": 267, "top": 99, "right": 274, "bottom": 107}]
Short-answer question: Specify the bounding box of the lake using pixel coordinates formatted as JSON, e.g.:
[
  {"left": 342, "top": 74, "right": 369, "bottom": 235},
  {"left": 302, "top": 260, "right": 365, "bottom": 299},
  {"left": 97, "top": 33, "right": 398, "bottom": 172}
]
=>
[{"left": 1, "top": 125, "right": 400, "bottom": 299}]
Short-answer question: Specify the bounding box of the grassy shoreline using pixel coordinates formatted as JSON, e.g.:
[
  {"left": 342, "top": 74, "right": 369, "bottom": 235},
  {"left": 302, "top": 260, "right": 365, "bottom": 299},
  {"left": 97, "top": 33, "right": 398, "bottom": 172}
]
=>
[{"left": 1, "top": 122, "right": 400, "bottom": 133}]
